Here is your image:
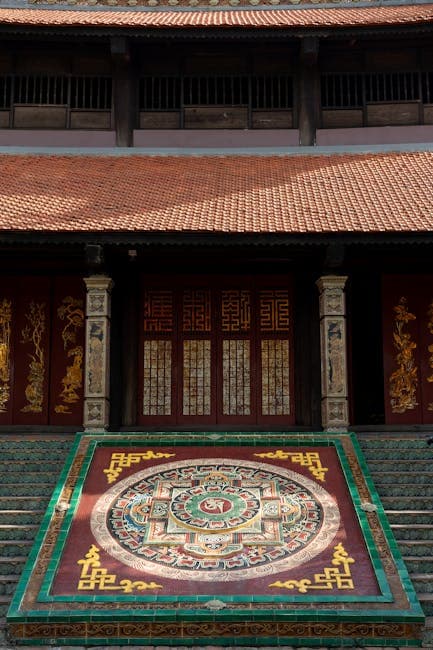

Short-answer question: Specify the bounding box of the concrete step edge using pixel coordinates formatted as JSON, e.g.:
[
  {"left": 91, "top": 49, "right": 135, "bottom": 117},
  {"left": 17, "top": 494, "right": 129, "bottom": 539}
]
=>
[
  {"left": 0, "top": 525, "right": 39, "bottom": 530},
  {"left": 391, "top": 524, "right": 433, "bottom": 529},
  {"left": 0, "top": 510, "right": 44, "bottom": 515},
  {"left": 386, "top": 508, "right": 433, "bottom": 517},
  {"left": 397, "top": 539, "right": 433, "bottom": 540}
]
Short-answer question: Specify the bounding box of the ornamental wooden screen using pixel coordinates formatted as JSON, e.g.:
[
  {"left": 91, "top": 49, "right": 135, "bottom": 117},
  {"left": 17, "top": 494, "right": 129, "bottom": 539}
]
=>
[
  {"left": 0, "top": 276, "right": 85, "bottom": 426},
  {"left": 382, "top": 275, "right": 433, "bottom": 425},
  {"left": 139, "top": 276, "right": 294, "bottom": 426}
]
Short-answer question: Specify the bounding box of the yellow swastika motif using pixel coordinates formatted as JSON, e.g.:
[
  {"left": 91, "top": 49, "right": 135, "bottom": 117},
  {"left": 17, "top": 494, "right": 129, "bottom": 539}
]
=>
[
  {"left": 77, "top": 545, "right": 162, "bottom": 593},
  {"left": 269, "top": 543, "right": 355, "bottom": 593},
  {"left": 254, "top": 450, "right": 328, "bottom": 482},
  {"left": 103, "top": 450, "right": 175, "bottom": 484}
]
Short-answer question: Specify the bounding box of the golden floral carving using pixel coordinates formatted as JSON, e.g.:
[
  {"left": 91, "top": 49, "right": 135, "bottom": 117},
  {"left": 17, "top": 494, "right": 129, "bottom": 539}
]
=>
[
  {"left": 77, "top": 545, "right": 162, "bottom": 592},
  {"left": 269, "top": 542, "right": 354, "bottom": 592},
  {"left": 389, "top": 297, "right": 418, "bottom": 413},
  {"left": 254, "top": 449, "right": 328, "bottom": 482},
  {"left": 55, "top": 296, "right": 84, "bottom": 414},
  {"left": 103, "top": 450, "right": 176, "bottom": 483},
  {"left": 21, "top": 301, "right": 46, "bottom": 413},
  {"left": 0, "top": 298, "right": 12, "bottom": 412},
  {"left": 427, "top": 300, "right": 433, "bottom": 411}
]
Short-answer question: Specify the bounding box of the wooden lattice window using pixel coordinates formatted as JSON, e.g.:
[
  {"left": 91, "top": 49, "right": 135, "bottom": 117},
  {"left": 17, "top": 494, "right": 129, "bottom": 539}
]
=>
[{"left": 139, "top": 276, "right": 294, "bottom": 426}]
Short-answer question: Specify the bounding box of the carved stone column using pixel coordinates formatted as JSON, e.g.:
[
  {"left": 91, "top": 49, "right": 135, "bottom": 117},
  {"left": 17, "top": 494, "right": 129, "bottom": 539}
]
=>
[
  {"left": 83, "top": 276, "right": 113, "bottom": 430},
  {"left": 316, "top": 276, "right": 349, "bottom": 430}
]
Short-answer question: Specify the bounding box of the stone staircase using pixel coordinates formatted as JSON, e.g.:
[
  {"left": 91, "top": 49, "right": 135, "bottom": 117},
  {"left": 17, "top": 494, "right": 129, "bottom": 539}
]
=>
[
  {"left": 0, "top": 434, "right": 431, "bottom": 649},
  {"left": 358, "top": 435, "right": 433, "bottom": 648}
]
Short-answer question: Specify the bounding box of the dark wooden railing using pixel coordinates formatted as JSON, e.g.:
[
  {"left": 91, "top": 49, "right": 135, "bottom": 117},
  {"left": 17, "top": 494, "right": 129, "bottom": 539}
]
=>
[
  {"left": 321, "top": 71, "right": 433, "bottom": 128},
  {"left": 0, "top": 74, "right": 112, "bottom": 129}
]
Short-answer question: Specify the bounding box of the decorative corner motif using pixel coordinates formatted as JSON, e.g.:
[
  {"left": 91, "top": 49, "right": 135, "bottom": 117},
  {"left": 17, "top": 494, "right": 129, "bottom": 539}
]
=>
[
  {"left": 326, "top": 399, "right": 348, "bottom": 425},
  {"left": 86, "top": 400, "right": 104, "bottom": 424},
  {"left": 88, "top": 293, "right": 105, "bottom": 315},
  {"left": 254, "top": 450, "right": 328, "bottom": 482},
  {"left": 103, "top": 450, "right": 176, "bottom": 483},
  {"left": 77, "top": 545, "right": 163, "bottom": 592},
  {"left": 269, "top": 542, "right": 354, "bottom": 593},
  {"left": 389, "top": 297, "right": 418, "bottom": 414}
]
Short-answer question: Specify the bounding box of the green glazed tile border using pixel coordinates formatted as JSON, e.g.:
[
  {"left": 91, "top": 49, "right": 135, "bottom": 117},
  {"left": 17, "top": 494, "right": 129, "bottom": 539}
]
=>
[
  {"left": 39, "top": 432, "right": 394, "bottom": 607},
  {"left": 7, "top": 430, "right": 425, "bottom": 644}
]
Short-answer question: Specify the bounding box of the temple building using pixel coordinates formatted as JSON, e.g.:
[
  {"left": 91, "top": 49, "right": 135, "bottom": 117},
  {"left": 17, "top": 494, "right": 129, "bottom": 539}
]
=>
[{"left": 0, "top": 0, "right": 432, "bottom": 646}]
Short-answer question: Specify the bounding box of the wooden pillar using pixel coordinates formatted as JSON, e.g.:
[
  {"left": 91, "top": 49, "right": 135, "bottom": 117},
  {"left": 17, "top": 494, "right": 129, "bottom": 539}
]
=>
[
  {"left": 298, "top": 37, "right": 320, "bottom": 147},
  {"left": 111, "top": 37, "right": 134, "bottom": 148},
  {"left": 83, "top": 275, "right": 114, "bottom": 430},
  {"left": 316, "top": 275, "right": 349, "bottom": 431}
]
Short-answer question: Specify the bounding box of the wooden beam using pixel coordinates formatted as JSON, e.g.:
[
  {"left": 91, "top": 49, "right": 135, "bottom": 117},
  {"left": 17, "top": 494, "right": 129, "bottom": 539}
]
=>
[
  {"left": 298, "top": 37, "right": 320, "bottom": 147},
  {"left": 111, "top": 37, "right": 134, "bottom": 148}
]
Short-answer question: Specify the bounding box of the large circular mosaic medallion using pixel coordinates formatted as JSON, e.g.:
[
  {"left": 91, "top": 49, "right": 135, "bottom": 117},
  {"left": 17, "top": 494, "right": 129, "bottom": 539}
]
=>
[
  {"left": 91, "top": 458, "right": 340, "bottom": 581},
  {"left": 170, "top": 485, "right": 261, "bottom": 531}
]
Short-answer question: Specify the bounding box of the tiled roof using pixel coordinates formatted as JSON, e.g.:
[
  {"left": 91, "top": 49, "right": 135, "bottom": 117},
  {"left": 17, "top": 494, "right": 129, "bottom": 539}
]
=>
[
  {"left": 0, "top": 151, "right": 432, "bottom": 235},
  {"left": 1, "top": 4, "right": 433, "bottom": 28}
]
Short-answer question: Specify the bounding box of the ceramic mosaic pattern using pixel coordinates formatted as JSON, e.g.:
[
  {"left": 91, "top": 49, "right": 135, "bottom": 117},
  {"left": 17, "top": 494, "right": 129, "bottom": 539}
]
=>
[{"left": 7, "top": 432, "right": 425, "bottom": 646}]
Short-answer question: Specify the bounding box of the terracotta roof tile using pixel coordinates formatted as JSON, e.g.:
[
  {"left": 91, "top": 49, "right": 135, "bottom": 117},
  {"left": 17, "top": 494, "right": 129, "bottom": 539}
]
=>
[
  {"left": 0, "top": 151, "right": 432, "bottom": 235},
  {"left": 1, "top": 4, "right": 433, "bottom": 28}
]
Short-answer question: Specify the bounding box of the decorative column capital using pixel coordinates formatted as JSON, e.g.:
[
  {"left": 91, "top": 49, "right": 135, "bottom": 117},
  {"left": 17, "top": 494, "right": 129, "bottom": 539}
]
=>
[{"left": 317, "top": 275, "right": 348, "bottom": 318}]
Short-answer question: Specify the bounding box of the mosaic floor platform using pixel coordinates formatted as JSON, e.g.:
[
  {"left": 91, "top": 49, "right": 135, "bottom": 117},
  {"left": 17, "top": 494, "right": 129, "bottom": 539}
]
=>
[{"left": 7, "top": 432, "right": 424, "bottom": 646}]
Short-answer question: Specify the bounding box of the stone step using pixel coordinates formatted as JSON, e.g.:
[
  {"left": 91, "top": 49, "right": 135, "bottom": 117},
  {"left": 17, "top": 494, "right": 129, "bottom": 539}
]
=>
[
  {"left": 0, "top": 510, "right": 45, "bottom": 525},
  {"left": 391, "top": 524, "right": 433, "bottom": 541},
  {"left": 380, "top": 496, "right": 433, "bottom": 509},
  {"left": 0, "top": 473, "right": 59, "bottom": 485},
  {"left": 0, "top": 541, "right": 33, "bottom": 556},
  {"left": 385, "top": 510, "right": 433, "bottom": 524},
  {"left": 411, "top": 576, "right": 433, "bottom": 594},
  {"left": 368, "top": 460, "right": 433, "bottom": 470},
  {"left": 370, "top": 471, "right": 433, "bottom": 485},
  {"left": 365, "top": 451, "right": 433, "bottom": 460},
  {"left": 0, "top": 576, "right": 19, "bottom": 596},
  {"left": 0, "top": 557, "right": 27, "bottom": 575},
  {"left": 419, "top": 594, "right": 433, "bottom": 616},
  {"left": 0, "top": 525, "right": 39, "bottom": 541},
  {"left": 0, "top": 461, "right": 64, "bottom": 473},
  {"left": 402, "top": 556, "right": 433, "bottom": 573},
  {"left": 371, "top": 483, "right": 433, "bottom": 496},
  {"left": 0, "top": 497, "right": 50, "bottom": 512},
  {"left": 359, "top": 438, "right": 432, "bottom": 449},
  {"left": 0, "top": 484, "right": 57, "bottom": 497},
  {"left": 395, "top": 541, "right": 433, "bottom": 557}
]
